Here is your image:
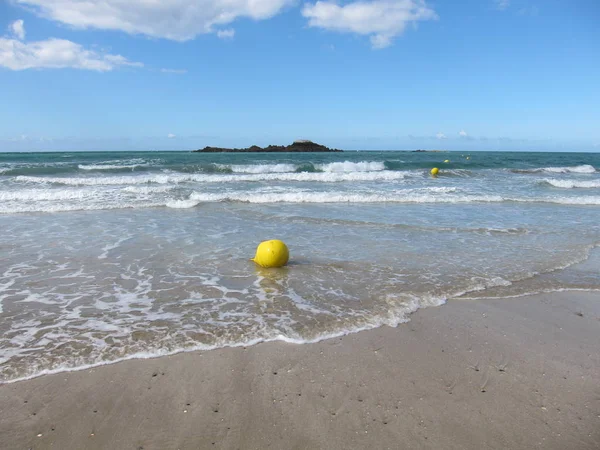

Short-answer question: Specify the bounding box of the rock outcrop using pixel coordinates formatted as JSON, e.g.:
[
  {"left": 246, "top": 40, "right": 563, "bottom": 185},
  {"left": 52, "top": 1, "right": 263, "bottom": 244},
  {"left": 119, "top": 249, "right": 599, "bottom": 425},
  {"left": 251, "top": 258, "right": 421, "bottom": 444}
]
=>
[{"left": 194, "top": 140, "right": 342, "bottom": 153}]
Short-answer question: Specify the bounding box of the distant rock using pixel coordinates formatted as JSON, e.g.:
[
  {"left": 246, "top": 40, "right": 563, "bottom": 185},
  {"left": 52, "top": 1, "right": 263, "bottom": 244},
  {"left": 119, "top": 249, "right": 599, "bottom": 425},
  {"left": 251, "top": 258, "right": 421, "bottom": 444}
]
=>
[{"left": 193, "top": 140, "right": 342, "bottom": 153}]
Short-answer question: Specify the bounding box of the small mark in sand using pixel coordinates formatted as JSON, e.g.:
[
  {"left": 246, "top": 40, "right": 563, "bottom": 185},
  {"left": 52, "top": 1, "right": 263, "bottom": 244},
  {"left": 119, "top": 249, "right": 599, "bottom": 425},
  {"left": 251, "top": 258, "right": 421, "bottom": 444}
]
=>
[
  {"left": 152, "top": 373, "right": 158, "bottom": 377},
  {"left": 480, "top": 373, "right": 489, "bottom": 393},
  {"left": 575, "top": 311, "right": 584, "bottom": 317}
]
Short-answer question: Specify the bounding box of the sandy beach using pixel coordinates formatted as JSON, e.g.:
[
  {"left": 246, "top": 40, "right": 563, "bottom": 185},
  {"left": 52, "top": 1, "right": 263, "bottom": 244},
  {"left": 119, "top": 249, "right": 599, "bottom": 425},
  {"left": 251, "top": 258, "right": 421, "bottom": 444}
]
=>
[{"left": 1, "top": 291, "right": 599, "bottom": 450}]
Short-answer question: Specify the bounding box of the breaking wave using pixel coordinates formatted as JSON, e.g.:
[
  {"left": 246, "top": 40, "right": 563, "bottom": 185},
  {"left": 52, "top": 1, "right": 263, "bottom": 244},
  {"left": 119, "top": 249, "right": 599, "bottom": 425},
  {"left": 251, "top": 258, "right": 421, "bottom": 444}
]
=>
[
  {"left": 15, "top": 170, "right": 410, "bottom": 186},
  {"left": 540, "top": 178, "right": 600, "bottom": 189},
  {"left": 513, "top": 164, "right": 596, "bottom": 174}
]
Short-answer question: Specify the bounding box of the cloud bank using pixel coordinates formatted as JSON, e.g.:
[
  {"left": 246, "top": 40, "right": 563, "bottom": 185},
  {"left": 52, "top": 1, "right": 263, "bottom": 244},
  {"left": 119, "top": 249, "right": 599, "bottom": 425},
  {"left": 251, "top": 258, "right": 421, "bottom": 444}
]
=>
[
  {"left": 0, "top": 20, "right": 142, "bottom": 71},
  {"left": 15, "top": 0, "right": 436, "bottom": 48},
  {"left": 302, "top": 0, "right": 437, "bottom": 48},
  {"left": 15, "top": 0, "right": 294, "bottom": 41}
]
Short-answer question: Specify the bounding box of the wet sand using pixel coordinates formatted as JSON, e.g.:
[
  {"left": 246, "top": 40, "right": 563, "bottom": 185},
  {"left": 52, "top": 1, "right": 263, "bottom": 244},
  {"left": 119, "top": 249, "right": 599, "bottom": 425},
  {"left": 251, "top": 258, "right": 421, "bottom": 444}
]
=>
[{"left": 1, "top": 291, "right": 599, "bottom": 450}]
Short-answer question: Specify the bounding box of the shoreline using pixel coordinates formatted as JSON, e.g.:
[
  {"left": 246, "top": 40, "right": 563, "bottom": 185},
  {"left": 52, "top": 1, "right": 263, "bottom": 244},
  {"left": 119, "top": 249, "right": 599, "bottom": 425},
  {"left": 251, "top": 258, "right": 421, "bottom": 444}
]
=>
[
  {"left": 2, "top": 287, "right": 598, "bottom": 386},
  {"left": 1, "top": 291, "right": 599, "bottom": 449}
]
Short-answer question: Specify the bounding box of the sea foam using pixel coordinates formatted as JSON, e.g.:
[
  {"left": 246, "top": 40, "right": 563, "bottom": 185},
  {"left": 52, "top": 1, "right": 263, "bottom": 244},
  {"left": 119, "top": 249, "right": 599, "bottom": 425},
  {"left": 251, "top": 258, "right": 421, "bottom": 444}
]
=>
[
  {"left": 15, "top": 170, "right": 409, "bottom": 186},
  {"left": 541, "top": 178, "right": 600, "bottom": 189},
  {"left": 316, "top": 161, "right": 386, "bottom": 172}
]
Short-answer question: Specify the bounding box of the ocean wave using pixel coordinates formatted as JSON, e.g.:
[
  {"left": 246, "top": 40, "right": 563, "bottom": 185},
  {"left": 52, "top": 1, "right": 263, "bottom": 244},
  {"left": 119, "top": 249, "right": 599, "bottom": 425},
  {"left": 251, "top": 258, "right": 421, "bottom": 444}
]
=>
[
  {"left": 15, "top": 170, "right": 409, "bottom": 186},
  {"left": 225, "top": 163, "right": 298, "bottom": 174},
  {"left": 78, "top": 163, "right": 144, "bottom": 171},
  {"left": 0, "top": 189, "right": 94, "bottom": 202},
  {"left": 0, "top": 200, "right": 165, "bottom": 214},
  {"left": 122, "top": 185, "right": 177, "bottom": 194},
  {"left": 530, "top": 196, "right": 600, "bottom": 205},
  {"left": 512, "top": 164, "right": 596, "bottom": 174},
  {"left": 3, "top": 188, "right": 600, "bottom": 214},
  {"left": 211, "top": 161, "right": 386, "bottom": 174},
  {"left": 542, "top": 164, "right": 596, "bottom": 174},
  {"left": 316, "top": 161, "right": 386, "bottom": 172},
  {"left": 185, "top": 191, "right": 504, "bottom": 205},
  {"left": 439, "top": 169, "right": 474, "bottom": 177},
  {"left": 166, "top": 199, "right": 204, "bottom": 209},
  {"left": 181, "top": 191, "right": 600, "bottom": 206},
  {"left": 540, "top": 178, "right": 600, "bottom": 189}
]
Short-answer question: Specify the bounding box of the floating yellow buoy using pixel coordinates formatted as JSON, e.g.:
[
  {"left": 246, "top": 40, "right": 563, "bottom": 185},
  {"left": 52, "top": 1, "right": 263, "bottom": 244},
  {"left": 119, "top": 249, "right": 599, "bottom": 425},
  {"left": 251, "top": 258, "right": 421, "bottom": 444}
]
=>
[
  {"left": 430, "top": 167, "right": 439, "bottom": 176},
  {"left": 444, "top": 159, "right": 450, "bottom": 163},
  {"left": 252, "top": 240, "right": 289, "bottom": 268}
]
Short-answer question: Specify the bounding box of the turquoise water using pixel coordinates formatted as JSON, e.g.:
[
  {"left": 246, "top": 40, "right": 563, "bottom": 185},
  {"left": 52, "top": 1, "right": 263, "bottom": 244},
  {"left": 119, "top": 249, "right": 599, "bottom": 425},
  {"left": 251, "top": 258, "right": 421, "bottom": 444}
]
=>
[{"left": 0, "top": 150, "right": 599, "bottom": 382}]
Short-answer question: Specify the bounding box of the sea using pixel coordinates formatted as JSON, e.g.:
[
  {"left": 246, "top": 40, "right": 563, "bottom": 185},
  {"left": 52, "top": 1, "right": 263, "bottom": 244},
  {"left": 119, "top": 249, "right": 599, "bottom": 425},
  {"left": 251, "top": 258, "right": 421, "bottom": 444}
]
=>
[{"left": 1, "top": 150, "right": 599, "bottom": 383}]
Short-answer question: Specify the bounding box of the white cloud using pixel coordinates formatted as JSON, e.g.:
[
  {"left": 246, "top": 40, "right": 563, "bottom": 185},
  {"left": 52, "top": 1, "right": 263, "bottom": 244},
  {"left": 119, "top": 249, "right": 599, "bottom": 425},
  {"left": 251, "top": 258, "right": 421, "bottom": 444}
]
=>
[
  {"left": 301, "top": 0, "right": 437, "bottom": 49},
  {"left": 7, "top": 134, "right": 29, "bottom": 141},
  {"left": 0, "top": 25, "right": 143, "bottom": 71},
  {"left": 217, "top": 29, "right": 235, "bottom": 40},
  {"left": 436, "top": 132, "right": 447, "bottom": 140},
  {"left": 15, "top": 0, "right": 293, "bottom": 41},
  {"left": 168, "top": 133, "right": 176, "bottom": 138},
  {"left": 9, "top": 20, "right": 25, "bottom": 40},
  {"left": 161, "top": 68, "right": 187, "bottom": 74},
  {"left": 495, "top": 0, "right": 510, "bottom": 10},
  {"left": 459, "top": 130, "right": 468, "bottom": 137}
]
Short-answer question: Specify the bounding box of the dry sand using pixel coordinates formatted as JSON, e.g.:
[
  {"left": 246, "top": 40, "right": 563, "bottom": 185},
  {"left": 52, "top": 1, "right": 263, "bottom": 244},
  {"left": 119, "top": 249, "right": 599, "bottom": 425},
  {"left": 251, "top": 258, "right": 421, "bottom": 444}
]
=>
[{"left": 1, "top": 291, "right": 599, "bottom": 450}]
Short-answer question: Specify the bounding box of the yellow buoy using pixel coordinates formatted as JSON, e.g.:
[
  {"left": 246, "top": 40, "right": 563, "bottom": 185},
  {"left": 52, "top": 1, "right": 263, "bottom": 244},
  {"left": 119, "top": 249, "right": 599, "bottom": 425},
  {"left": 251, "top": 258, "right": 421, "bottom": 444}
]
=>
[
  {"left": 252, "top": 240, "right": 289, "bottom": 268},
  {"left": 430, "top": 167, "right": 439, "bottom": 176},
  {"left": 444, "top": 159, "right": 450, "bottom": 163}
]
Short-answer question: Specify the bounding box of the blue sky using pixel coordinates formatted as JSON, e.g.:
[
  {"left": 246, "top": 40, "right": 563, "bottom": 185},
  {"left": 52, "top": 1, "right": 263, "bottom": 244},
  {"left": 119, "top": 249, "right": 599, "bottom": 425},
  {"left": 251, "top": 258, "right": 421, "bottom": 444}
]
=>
[{"left": 0, "top": 0, "right": 598, "bottom": 151}]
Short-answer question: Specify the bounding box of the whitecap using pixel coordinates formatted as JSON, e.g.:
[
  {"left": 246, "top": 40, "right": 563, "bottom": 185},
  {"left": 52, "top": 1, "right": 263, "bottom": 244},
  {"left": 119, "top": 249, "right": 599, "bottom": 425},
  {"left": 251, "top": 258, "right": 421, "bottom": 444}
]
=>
[
  {"left": 316, "top": 161, "right": 385, "bottom": 172},
  {"left": 541, "top": 178, "right": 600, "bottom": 189}
]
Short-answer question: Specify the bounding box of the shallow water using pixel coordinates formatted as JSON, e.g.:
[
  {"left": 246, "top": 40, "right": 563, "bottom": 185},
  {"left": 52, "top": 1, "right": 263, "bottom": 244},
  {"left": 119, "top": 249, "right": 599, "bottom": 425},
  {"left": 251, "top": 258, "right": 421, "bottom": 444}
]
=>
[{"left": 1, "top": 150, "right": 599, "bottom": 382}]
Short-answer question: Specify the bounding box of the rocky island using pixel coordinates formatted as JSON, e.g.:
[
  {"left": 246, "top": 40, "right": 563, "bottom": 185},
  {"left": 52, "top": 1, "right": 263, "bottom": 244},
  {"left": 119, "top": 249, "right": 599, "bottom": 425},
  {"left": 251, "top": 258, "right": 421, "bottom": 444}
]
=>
[{"left": 193, "top": 140, "right": 342, "bottom": 153}]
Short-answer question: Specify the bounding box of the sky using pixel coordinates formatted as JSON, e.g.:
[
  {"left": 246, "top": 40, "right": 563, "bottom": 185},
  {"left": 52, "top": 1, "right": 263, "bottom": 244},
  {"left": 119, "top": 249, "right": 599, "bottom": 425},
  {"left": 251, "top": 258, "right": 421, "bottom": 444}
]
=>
[{"left": 0, "top": 0, "right": 598, "bottom": 152}]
